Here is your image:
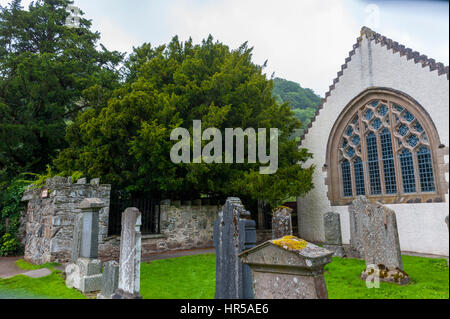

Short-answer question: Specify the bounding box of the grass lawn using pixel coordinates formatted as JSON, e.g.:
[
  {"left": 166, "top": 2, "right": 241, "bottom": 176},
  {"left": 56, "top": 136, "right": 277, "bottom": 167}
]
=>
[
  {"left": 0, "top": 261, "right": 87, "bottom": 299},
  {"left": 0, "top": 254, "right": 448, "bottom": 299},
  {"left": 141, "top": 254, "right": 216, "bottom": 299},
  {"left": 325, "top": 255, "right": 449, "bottom": 299}
]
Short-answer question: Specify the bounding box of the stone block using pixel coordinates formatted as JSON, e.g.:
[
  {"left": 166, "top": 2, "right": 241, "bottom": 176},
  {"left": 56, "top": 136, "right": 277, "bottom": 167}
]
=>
[
  {"left": 77, "top": 258, "right": 102, "bottom": 276},
  {"left": 79, "top": 274, "right": 102, "bottom": 293},
  {"left": 98, "top": 261, "right": 120, "bottom": 299}
]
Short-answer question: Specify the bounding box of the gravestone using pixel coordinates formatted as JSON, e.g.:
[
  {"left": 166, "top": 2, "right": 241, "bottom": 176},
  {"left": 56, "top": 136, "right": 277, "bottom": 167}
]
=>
[
  {"left": 65, "top": 198, "right": 105, "bottom": 293},
  {"left": 351, "top": 196, "right": 410, "bottom": 285},
  {"left": 348, "top": 202, "right": 364, "bottom": 259},
  {"left": 113, "top": 208, "right": 143, "bottom": 299},
  {"left": 71, "top": 214, "right": 83, "bottom": 262},
  {"left": 446, "top": 216, "right": 449, "bottom": 267},
  {"left": 272, "top": 207, "right": 293, "bottom": 240},
  {"left": 97, "top": 261, "right": 120, "bottom": 299},
  {"left": 239, "top": 236, "right": 333, "bottom": 299},
  {"left": 214, "top": 198, "right": 256, "bottom": 299},
  {"left": 323, "top": 212, "right": 345, "bottom": 257}
]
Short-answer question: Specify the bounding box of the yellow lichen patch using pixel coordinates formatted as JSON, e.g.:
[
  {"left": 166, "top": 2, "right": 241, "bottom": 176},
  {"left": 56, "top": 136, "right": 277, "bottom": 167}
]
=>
[{"left": 272, "top": 236, "right": 308, "bottom": 251}]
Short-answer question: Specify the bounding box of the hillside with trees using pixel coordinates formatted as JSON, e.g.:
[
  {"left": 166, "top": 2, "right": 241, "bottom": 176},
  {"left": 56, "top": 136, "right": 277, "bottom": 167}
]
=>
[{"left": 272, "top": 78, "right": 322, "bottom": 138}]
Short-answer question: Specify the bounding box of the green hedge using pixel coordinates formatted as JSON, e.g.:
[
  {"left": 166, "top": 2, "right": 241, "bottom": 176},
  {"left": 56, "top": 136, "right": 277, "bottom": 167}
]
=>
[{"left": 0, "top": 179, "right": 28, "bottom": 256}]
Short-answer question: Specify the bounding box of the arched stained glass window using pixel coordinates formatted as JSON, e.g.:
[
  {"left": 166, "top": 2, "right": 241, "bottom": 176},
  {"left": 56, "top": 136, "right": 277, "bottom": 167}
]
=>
[
  {"left": 354, "top": 157, "right": 365, "bottom": 196},
  {"left": 400, "top": 149, "right": 416, "bottom": 193},
  {"left": 380, "top": 129, "right": 397, "bottom": 194},
  {"left": 334, "top": 95, "right": 439, "bottom": 204},
  {"left": 366, "top": 132, "right": 382, "bottom": 195},
  {"left": 341, "top": 160, "right": 353, "bottom": 197},
  {"left": 417, "top": 147, "right": 436, "bottom": 192}
]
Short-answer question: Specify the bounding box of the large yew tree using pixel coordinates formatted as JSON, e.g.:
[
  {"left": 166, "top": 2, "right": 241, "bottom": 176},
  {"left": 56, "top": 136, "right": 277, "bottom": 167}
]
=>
[
  {"left": 0, "top": 0, "right": 123, "bottom": 183},
  {"left": 56, "top": 36, "right": 315, "bottom": 205}
]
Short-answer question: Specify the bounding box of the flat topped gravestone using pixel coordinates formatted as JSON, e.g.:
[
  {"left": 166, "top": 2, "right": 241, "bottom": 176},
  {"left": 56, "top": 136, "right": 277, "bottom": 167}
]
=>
[
  {"left": 65, "top": 198, "right": 105, "bottom": 294},
  {"left": 113, "top": 207, "right": 143, "bottom": 299},
  {"left": 80, "top": 198, "right": 105, "bottom": 259},
  {"left": 349, "top": 196, "right": 410, "bottom": 285},
  {"left": 272, "top": 206, "right": 293, "bottom": 240},
  {"left": 239, "top": 236, "right": 333, "bottom": 299},
  {"left": 214, "top": 197, "right": 256, "bottom": 300}
]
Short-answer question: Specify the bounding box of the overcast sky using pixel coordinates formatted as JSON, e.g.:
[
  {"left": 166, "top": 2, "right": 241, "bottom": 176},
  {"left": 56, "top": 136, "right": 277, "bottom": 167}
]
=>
[{"left": 1, "top": 0, "right": 448, "bottom": 96}]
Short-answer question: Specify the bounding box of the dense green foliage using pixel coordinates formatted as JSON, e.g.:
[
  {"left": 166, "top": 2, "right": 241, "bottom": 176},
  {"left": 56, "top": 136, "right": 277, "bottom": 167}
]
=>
[
  {"left": 0, "top": 178, "right": 27, "bottom": 256},
  {"left": 1, "top": 254, "right": 447, "bottom": 299},
  {"left": 0, "top": 0, "right": 123, "bottom": 183},
  {"left": 273, "top": 78, "right": 321, "bottom": 138},
  {"left": 56, "top": 37, "right": 315, "bottom": 205}
]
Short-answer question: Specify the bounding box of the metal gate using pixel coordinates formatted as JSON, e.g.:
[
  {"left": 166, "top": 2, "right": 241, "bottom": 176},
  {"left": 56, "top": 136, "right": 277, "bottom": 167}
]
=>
[{"left": 108, "top": 194, "right": 160, "bottom": 236}]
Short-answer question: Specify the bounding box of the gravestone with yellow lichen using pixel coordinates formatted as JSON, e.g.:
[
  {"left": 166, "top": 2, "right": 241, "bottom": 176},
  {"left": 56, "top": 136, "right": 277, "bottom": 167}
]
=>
[
  {"left": 239, "top": 236, "right": 333, "bottom": 299},
  {"left": 351, "top": 196, "right": 410, "bottom": 285}
]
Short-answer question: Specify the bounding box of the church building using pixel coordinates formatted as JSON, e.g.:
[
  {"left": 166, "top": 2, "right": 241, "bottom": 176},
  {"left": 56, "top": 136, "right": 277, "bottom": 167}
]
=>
[{"left": 297, "top": 27, "right": 449, "bottom": 257}]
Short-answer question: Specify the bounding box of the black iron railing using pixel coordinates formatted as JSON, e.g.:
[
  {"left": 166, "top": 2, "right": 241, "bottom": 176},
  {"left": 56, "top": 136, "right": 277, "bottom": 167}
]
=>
[{"left": 108, "top": 194, "right": 160, "bottom": 236}]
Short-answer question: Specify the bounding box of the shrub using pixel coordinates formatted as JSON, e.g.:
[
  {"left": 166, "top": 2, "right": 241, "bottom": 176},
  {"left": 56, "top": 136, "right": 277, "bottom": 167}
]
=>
[
  {"left": 0, "top": 178, "right": 28, "bottom": 256},
  {"left": 0, "top": 233, "right": 22, "bottom": 256}
]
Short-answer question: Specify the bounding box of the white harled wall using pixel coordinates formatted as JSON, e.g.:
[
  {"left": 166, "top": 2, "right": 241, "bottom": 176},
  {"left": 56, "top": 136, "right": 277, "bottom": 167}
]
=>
[{"left": 297, "top": 36, "right": 449, "bottom": 257}]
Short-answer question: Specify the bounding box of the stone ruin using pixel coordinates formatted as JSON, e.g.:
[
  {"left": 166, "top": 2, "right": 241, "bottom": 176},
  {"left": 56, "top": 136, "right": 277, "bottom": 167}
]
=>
[
  {"left": 272, "top": 206, "right": 293, "bottom": 239},
  {"left": 21, "top": 176, "right": 111, "bottom": 264},
  {"left": 239, "top": 236, "right": 333, "bottom": 299},
  {"left": 214, "top": 198, "right": 256, "bottom": 299},
  {"left": 349, "top": 196, "right": 410, "bottom": 285}
]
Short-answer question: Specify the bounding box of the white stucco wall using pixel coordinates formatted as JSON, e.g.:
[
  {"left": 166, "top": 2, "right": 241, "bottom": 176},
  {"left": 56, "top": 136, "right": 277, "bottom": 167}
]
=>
[{"left": 298, "top": 36, "right": 449, "bottom": 256}]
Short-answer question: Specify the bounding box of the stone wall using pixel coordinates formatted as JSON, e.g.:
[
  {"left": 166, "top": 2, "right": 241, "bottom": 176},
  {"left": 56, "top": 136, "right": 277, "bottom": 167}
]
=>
[
  {"left": 21, "top": 177, "right": 220, "bottom": 264},
  {"left": 21, "top": 177, "right": 111, "bottom": 264},
  {"left": 99, "top": 201, "right": 219, "bottom": 261}
]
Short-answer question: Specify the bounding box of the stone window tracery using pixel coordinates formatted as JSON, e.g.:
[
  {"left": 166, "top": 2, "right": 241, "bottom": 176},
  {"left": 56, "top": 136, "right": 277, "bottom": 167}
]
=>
[{"left": 327, "top": 89, "right": 447, "bottom": 205}]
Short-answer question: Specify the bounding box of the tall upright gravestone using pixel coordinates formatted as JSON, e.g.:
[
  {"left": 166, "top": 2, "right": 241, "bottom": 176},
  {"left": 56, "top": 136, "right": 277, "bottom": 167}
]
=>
[
  {"left": 214, "top": 198, "right": 256, "bottom": 299},
  {"left": 350, "top": 196, "right": 410, "bottom": 285},
  {"left": 113, "top": 208, "right": 143, "bottom": 299},
  {"left": 65, "top": 198, "right": 105, "bottom": 293},
  {"left": 272, "top": 207, "right": 293, "bottom": 240},
  {"left": 323, "top": 212, "right": 345, "bottom": 258}
]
